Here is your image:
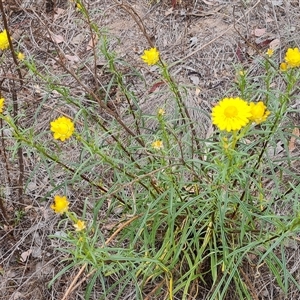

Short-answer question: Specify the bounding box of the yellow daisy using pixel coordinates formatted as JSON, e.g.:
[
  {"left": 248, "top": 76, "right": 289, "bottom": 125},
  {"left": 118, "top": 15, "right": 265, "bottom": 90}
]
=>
[
  {"left": 50, "top": 195, "right": 69, "bottom": 214},
  {"left": 17, "top": 52, "right": 25, "bottom": 61},
  {"left": 157, "top": 108, "right": 165, "bottom": 116},
  {"left": 280, "top": 62, "right": 288, "bottom": 72},
  {"left": 284, "top": 47, "right": 300, "bottom": 68},
  {"left": 50, "top": 116, "right": 75, "bottom": 141},
  {"left": 141, "top": 48, "right": 160, "bottom": 65},
  {"left": 0, "top": 98, "right": 5, "bottom": 113},
  {"left": 74, "top": 220, "right": 86, "bottom": 231},
  {"left": 0, "top": 29, "right": 9, "bottom": 50},
  {"left": 266, "top": 48, "right": 274, "bottom": 57},
  {"left": 76, "top": 3, "right": 83, "bottom": 10},
  {"left": 211, "top": 97, "right": 251, "bottom": 132},
  {"left": 249, "top": 102, "right": 270, "bottom": 124},
  {"left": 152, "top": 140, "right": 163, "bottom": 150}
]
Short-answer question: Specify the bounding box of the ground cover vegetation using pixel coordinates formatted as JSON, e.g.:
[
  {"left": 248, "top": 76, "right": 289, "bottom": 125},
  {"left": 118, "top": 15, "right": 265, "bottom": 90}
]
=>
[{"left": 1, "top": 0, "right": 300, "bottom": 299}]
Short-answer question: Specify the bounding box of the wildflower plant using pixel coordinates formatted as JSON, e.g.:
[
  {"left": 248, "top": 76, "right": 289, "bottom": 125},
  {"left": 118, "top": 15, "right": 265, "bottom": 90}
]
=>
[{"left": 2, "top": 4, "right": 300, "bottom": 300}]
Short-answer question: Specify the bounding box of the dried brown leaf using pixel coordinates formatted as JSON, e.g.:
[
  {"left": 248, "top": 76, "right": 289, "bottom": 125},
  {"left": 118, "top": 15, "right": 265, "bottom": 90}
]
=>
[
  {"left": 289, "top": 127, "right": 299, "bottom": 152},
  {"left": 65, "top": 54, "right": 80, "bottom": 63},
  {"left": 269, "top": 38, "right": 280, "bottom": 50},
  {"left": 253, "top": 28, "right": 266, "bottom": 37},
  {"left": 87, "top": 34, "right": 98, "bottom": 51},
  {"left": 20, "top": 249, "right": 32, "bottom": 262},
  {"left": 50, "top": 33, "right": 65, "bottom": 44}
]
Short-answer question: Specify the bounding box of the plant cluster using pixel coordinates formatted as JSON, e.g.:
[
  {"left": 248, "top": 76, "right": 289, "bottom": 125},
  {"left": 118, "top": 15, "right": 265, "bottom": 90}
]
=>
[{"left": 1, "top": 3, "right": 300, "bottom": 299}]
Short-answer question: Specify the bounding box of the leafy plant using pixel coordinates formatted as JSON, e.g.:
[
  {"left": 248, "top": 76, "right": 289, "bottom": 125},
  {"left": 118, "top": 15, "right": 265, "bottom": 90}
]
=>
[{"left": 1, "top": 2, "right": 300, "bottom": 299}]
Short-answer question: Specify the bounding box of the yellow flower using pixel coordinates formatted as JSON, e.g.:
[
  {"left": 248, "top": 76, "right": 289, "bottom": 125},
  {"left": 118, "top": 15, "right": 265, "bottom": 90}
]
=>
[
  {"left": 221, "top": 137, "right": 229, "bottom": 150},
  {"left": 157, "top": 108, "right": 165, "bottom": 116},
  {"left": 74, "top": 220, "right": 86, "bottom": 231},
  {"left": 249, "top": 101, "right": 270, "bottom": 124},
  {"left": 0, "top": 98, "right": 4, "bottom": 113},
  {"left": 76, "top": 3, "right": 82, "bottom": 10},
  {"left": 141, "top": 48, "right": 160, "bottom": 65},
  {"left": 280, "top": 62, "right": 288, "bottom": 72},
  {"left": 152, "top": 140, "right": 163, "bottom": 150},
  {"left": 0, "top": 29, "right": 10, "bottom": 51},
  {"left": 284, "top": 47, "right": 300, "bottom": 68},
  {"left": 17, "top": 52, "right": 25, "bottom": 61},
  {"left": 50, "top": 116, "right": 75, "bottom": 141},
  {"left": 211, "top": 97, "right": 251, "bottom": 132},
  {"left": 50, "top": 195, "right": 69, "bottom": 214},
  {"left": 266, "top": 48, "right": 274, "bottom": 57}
]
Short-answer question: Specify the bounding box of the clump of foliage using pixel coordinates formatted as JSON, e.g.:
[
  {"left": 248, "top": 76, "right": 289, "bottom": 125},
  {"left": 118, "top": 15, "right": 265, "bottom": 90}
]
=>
[{"left": 1, "top": 2, "right": 300, "bottom": 299}]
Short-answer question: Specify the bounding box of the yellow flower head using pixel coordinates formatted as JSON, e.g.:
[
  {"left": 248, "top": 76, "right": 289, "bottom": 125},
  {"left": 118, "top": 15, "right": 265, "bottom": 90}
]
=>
[
  {"left": 141, "top": 48, "right": 160, "bottom": 65},
  {"left": 76, "top": 3, "right": 82, "bottom": 10},
  {"left": 280, "top": 62, "right": 288, "bottom": 72},
  {"left": 74, "top": 220, "right": 86, "bottom": 231},
  {"left": 157, "top": 108, "right": 165, "bottom": 116},
  {"left": 221, "top": 137, "right": 229, "bottom": 150},
  {"left": 249, "top": 101, "right": 270, "bottom": 124},
  {"left": 284, "top": 47, "right": 300, "bottom": 68},
  {"left": 211, "top": 97, "right": 251, "bottom": 132},
  {"left": 50, "top": 116, "right": 75, "bottom": 141},
  {"left": 152, "top": 140, "right": 163, "bottom": 150},
  {"left": 0, "top": 29, "right": 9, "bottom": 50},
  {"left": 50, "top": 195, "right": 69, "bottom": 214},
  {"left": 0, "top": 98, "right": 4, "bottom": 113},
  {"left": 17, "top": 52, "right": 25, "bottom": 61},
  {"left": 266, "top": 48, "right": 274, "bottom": 57}
]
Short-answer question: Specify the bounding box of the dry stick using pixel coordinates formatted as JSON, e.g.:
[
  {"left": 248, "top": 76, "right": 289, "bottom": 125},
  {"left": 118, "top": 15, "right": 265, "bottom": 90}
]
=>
[
  {"left": 0, "top": 0, "right": 25, "bottom": 205},
  {"left": 144, "top": 279, "right": 165, "bottom": 300},
  {"left": 0, "top": 119, "right": 11, "bottom": 186},
  {"left": 61, "top": 214, "right": 141, "bottom": 300},
  {"left": 11, "top": 80, "right": 25, "bottom": 205},
  {"left": 0, "top": 197, "right": 9, "bottom": 225},
  {"left": 239, "top": 267, "right": 260, "bottom": 300},
  {"left": 80, "top": 2, "right": 100, "bottom": 94},
  {"left": 0, "top": 118, "right": 12, "bottom": 224}
]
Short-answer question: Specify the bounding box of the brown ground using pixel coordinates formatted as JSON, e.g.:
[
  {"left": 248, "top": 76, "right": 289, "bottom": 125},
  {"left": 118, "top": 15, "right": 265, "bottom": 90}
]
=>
[{"left": 1, "top": 0, "right": 300, "bottom": 299}]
